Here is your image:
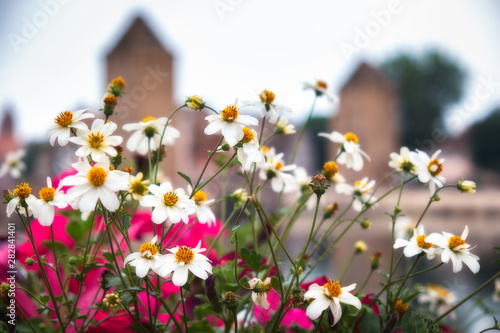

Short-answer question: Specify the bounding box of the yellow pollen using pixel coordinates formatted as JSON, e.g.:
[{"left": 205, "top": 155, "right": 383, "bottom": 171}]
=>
[
  {"left": 163, "top": 192, "right": 179, "bottom": 206},
  {"left": 221, "top": 105, "right": 239, "bottom": 122},
  {"left": 142, "top": 116, "right": 156, "bottom": 123},
  {"left": 323, "top": 161, "right": 338, "bottom": 177},
  {"left": 261, "top": 145, "right": 270, "bottom": 153},
  {"left": 449, "top": 235, "right": 465, "bottom": 250},
  {"left": 276, "top": 161, "right": 283, "bottom": 170},
  {"left": 416, "top": 235, "right": 433, "bottom": 249},
  {"left": 241, "top": 127, "right": 254, "bottom": 143},
  {"left": 103, "top": 94, "right": 117, "bottom": 106},
  {"left": 88, "top": 132, "right": 104, "bottom": 148},
  {"left": 175, "top": 246, "right": 195, "bottom": 263},
  {"left": 259, "top": 90, "right": 276, "bottom": 104},
  {"left": 427, "top": 284, "right": 450, "bottom": 298},
  {"left": 344, "top": 132, "right": 359, "bottom": 143},
  {"left": 193, "top": 191, "right": 207, "bottom": 204},
  {"left": 323, "top": 280, "right": 342, "bottom": 298},
  {"left": 316, "top": 80, "right": 328, "bottom": 89},
  {"left": 87, "top": 167, "right": 107, "bottom": 186},
  {"left": 112, "top": 76, "right": 126, "bottom": 89},
  {"left": 54, "top": 111, "right": 73, "bottom": 127},
  {"left": 428, "top": 160, "right": 443, "bottom": 176},
  {"left": 394, "top": 299, "right": 408, "bottom": 316},
  {"left": 139, "top": 242, "right": 158, "bottom": 258},
  {"left": 39, "top": 187, "right": 55, "bottom": 202},
  {"left": 14, "top": 183, "right": 31, "bottom": 200}
]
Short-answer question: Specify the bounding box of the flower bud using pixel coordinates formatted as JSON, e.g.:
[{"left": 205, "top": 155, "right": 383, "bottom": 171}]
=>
[
  {"left": 457, "top": 180, "right": 476, "bottom": 194},
  {"left": 186, "top": 95, "right": 205, "bottom": 110},
  {"left": 370, "top": 251, "right": 382, "bottom": 270},
  {"left": 108, "top": 76, "right": 126, "bottom": 97},
  {"left": 360, "top": 219, "right": 372, "bottom": 229},
  {"left": 221, "top": 291, "right": 240, "bottom": 312},
  {"left": 354, "top": 240, "right": 368, "bottom": 254},
  {"left": 25, "top": 257, "right": 35, "bottom": 267},
  {"left": 323, "top": 202, "right": 339, "bottom": 219},
  {"left": 221, "top": 143, "right": 231, "bottom": 151},
  {"left": 309, "top": 174, "right": 328, "bottom": 196}
]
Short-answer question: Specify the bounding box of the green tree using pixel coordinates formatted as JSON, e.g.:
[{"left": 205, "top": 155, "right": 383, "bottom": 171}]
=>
[
  {"left": 381, "top": 51, "right": 465, "bottom": 149},
  {"left": 471, "top": 107, "right": 500, "bottom": 171}
]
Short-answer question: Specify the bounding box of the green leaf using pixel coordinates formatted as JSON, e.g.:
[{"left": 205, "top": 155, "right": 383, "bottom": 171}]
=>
[
  {"left": 194, "top": 304, "right": 220, "bottom": 320},
  {"left": 40, "top": 240, "right": 69, "bottom": 255},
  {"left": 104, "top": 274, "right": 122, "bottom": 289},
  {"left": 40, "top": 295, "right": 50, "bottom": 305},
  {"left": 102, "top": 251, "right": 115, "bottom": 263},
  {"left": 66, "top": 220, "right": 86, "bottom": 241},
  {"left": 271, "top": 277, "right": 281, "bottom": 292},
  {"left": 401, "top": 308, "right": 441, "bottom": 333},
  {"left": 188, "top": 321, "right": 216, "bottom": 332},
  {"left": 357, "top": 306, "right": 380, "bottom": 333},
  {"left": 178, "top": 172, "right": 193, "bottom": 187},
  {"left": 239, "top": 248, "right": 263, "bottom": 272}
]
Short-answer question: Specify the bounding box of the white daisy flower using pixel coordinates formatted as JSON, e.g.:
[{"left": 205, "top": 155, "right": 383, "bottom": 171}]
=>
[
  {"left": 204, "top": 103, "right": 258, "bottom": 147},
  {"left": 304, "top": 280, "right": 361, "bottom": 326},
  {"left": 336, "top": 177, "right": 376, "bottom": 211},
  {"left": 32, "top": 177, "right": 68, "bottom": 226},
  {"left": 127, "top": 172, "right": 150, "bottom": 201},
  {"left": 394, "top": 225, "right": 436, "bottom": 260},
  {"left": 318, "top": 131, "right": 369, "bottom": 171},
  {"left": 389, "top": 146, "right": 416, "bottom": 174},
  {"left": 6, "top": 183, "right": 38, "bottom": 218},
  {"left": 276, "top": 116, "right": 296, "bottom": 135},
  {"left": 303, "top": 80, "right": 338, "bottom": 102},
  {"left": 418, "top": 284, "right": 457, "bottom": 317},
  {"left": 123, "top": 116, "right": 180, "bottom": 155},
  {"left": 425, "top": 225, "right": 480, "bottom": 273},
  {"left": 248, "top": 277, "right": 272, "bottom": 309},
  {"left": 236, "top": 127, "right": 264, "bottom": 171},
  {"left": 188, "top": 185, "right": 216, "bottom": 226},
  {"left": 242, "top": 90, "right": 292, "bottom": 124},
  {"left": 47, "top": 108, "right": 94, "bottom": 146},
  {"left": 259, "top": 152, "right": 296, "bottom": 193},
  {"left": 124, "top": 236, "right": 164, "bottom": 278},
  {"left": 69, "top": 118, "right": 123, "bottom": 162},
  {"left": 61, "top": 157, "right": 130, "bottom": 213},
  {"left": 155, "top": 240, "right": 212, "bottom": 286},
  {"left": 0, "top": 149, "right": 26, "bottom": 179},
  {"left": 393, "top": 216, "right": 415, "bottom": 239},
  {"left": 140, "top": 182, "right": 195, "bottom": 224},
  {"left": 410, "top": 149, "right": 445, "bottom": 193}
]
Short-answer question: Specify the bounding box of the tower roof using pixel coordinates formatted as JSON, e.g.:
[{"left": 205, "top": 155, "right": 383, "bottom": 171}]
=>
[{"left": 341, "top": 62, "right": 393, "bottom": 91}]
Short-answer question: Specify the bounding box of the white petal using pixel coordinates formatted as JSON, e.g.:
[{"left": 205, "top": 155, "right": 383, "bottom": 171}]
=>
[
  {"left": 172, "top": 265, "right": 189, "bottom": 286},
  {"left": 306, "top": 297, "right": 330, "bottom": 320}
]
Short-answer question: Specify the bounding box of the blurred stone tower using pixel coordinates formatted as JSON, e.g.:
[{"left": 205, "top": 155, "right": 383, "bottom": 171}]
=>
[
  {"left": 106, "top": 17, "right": 189, "bottom": 181},
  {"left": 330, "top": 62, "right": 400, "bottom": 182}
]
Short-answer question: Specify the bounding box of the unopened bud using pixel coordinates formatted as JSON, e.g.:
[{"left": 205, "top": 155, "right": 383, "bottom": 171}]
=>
[
  {"left": 25, "top": 257, "right": 35, "bottom": 267},
  {"left": 354, "top": 240, "right": 368, "bottom": 254},
  {"left": 360, "top": 219, "right": 372, "bottom": 229},
  {"left": 186, "top": 95, "right": 205, "bottom": 110},
  {"left": 221, "top": 143, "right": 231, "bottom": 151},
  {"left": 309, "top": 174, "right": 328, "bottom": 196}
]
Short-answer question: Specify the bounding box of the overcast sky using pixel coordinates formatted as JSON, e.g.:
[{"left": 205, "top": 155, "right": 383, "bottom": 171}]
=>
[{"left": 1, "top": 0, "right": 500, "bottom": 143}]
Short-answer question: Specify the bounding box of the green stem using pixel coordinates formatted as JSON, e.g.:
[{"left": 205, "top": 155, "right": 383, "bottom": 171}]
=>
[
  {"left": 338, "top": 251, "right": 356, "bottom": 284},
  {"left": 358, "top": 269, "right": 375, "bottom": 293},
  {"left": 291, "top": 96, "right": 317, "bottom": 163},
  {"left": 190, "top": 137, "right": 224, "bottom": 198},
  {"left": 391, "top": 253, "right": 422, "bottom": 312},
  {"left": 180, "top": 287, "right": 188, "bottom": 333},
  {"left": 194, "top": 152, "right": 237, "bottom": 195}
]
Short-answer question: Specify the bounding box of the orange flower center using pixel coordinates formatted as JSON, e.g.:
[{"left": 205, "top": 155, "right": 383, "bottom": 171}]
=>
[
  {"left": 394, "top": 299, "right": 408, "bottom": 316},
  {"left": 103, "top": 94, "right": 117, "bottom": 106},
  {"left": 175, "top": 246, "right": 194, "bottom": 263},
  {"left": 416, "top": 235, "right": 433, "bottom": 249},
  {"left": 275, "top": 161, "right": 283, "bottom": 170},
  {"left": 428, "top": 160, "right": 443, "bottom": 176},
  {"left": 241, "top": 127, "right": 254, "bottom": 143},
  {"left": 14, "top": 183, "right": 31, "bottom": 199},
  {"left": 55, "top": 111, "right": 73, "bottom": 127},
  {"left": 88, "top": 132, "right": 104, "bottom": 148},
  {"left": 112, "top": 76, "right": 126, "bottom": 89},
  {"left": 316, "top": 80, "right": 328, "bottom": 89},
  {"left": 39, "top": 187, "right": 55, "bottom": 202},
  {"left": 323, "top": 280, "right": 342, "bottom": 298},
  {"left": 163, "top": 192, "right": 179, "bottom": 206},
  {"left": 323, "top": 161, "right": 338, "bottom": 177},
  {"left": 140, "top": 242, "right": 158, "bottom": 259},
  {"left": 221, "top": 105, "right": 239, "bottom": 122},
  {"left": 87, "top": 167, "right": 107, "bottom": 186},
  {"left": 142, "top": 116, "right": 156, "bottom": 123},
  {"left": 259, "top": 90, "right": 275, "bottom": 104},
  {"left": 448, "top": 235, "right": 465, "bottom": 249},
  {"left": 344, "top": 132, "right": 359, "bottom": 143},
  {"left": 193, "top": 190, "right": 207, "bottom": 204}
]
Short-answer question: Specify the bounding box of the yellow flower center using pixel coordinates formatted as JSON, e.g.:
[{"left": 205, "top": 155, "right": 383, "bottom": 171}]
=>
[
  {"left": 323, "top": 161, "right": 338, "bottom": 177},
  {"left": 193, "top": 190, "right": 207, "bottom": 204},
  {"left": 275, "top": 161, "right": 283, "bottom": 170},
  {"left": 259, "top": 90, "right": 275, "bottom": 104},
  {"left": 427, "top": 284, "right": 450, "bottom": 298},
  {"left": 394, "top": 299, "right": 408, "bottom": 316},
  {"left": 354, "top": 180, "right": 369, "bottom": 194},
  {"left": 88, "top": 132, "right": 104, "bottom": 148},
  {"left": 14, "top": 183, "right": 31, "bottom": 200},
  {"left": 416, "top": 235, "right": 433, "bottom": 249},
  {"left": 428, "top": 160, "right": 443, "bottom": 176},
  {"left": 142, "top": 116, "right": 156, "bottom": 123},
  {"left": 131, "top": 181, "right": 147, "bottom": 195},
  {"left": 87, "top": 167, "right": 107, "bottom": 186},
  {"left": 316, "top": 80, "right": 328, "bottom": 89},
  {"left": 39, "top": 187, "right": 55, "bottom": 202},
  {"left": 221, "top": 105, "right": 239, "bottom": 122},
  {"left": 104, "top": 292, "right": 121, "bottom": 308},
  {"left": 241, "top": 127, "right": 254, "bottom": 143},
  {"left": 54, "top": 111, "right": 73, "bottom": 127},
  {"left": 344, "top": 132, "right": 359, "bottom": 143},
  {"left": 323, "top": 280, "right": 342, "bottom": 298},
  {"left": 261, "top": 145, "right": 270, "bottom": 154},
  {"left": 139, "top": 241, "right": 158, "bottom": 259},
  {"left": 175, "top": 246, "right": 195, "bottom": 263},
  {"left": 163, "top": 191, "right": 179, "bottom": 206},
  {"left": 103, "top": 94, "right": 117, "bottom": 106},
  {"left": 448, "top": 235, "right": 465, "bottom": 250}
]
